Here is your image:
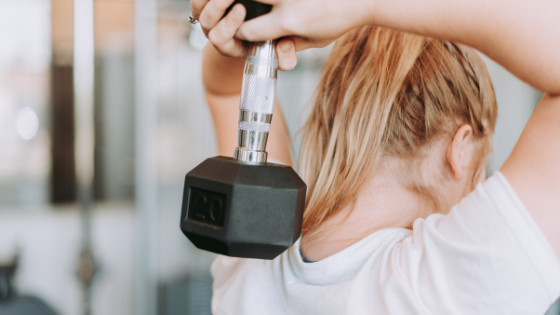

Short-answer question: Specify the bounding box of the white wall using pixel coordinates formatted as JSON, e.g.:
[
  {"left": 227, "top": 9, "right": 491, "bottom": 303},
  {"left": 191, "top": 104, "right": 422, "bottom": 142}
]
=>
[{"left": 480, "top": 54, "right": 542, "bottom": 172}]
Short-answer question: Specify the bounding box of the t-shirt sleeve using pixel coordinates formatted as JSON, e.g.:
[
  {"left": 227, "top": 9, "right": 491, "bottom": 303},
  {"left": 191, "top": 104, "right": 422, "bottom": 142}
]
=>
[{"left": 394, "top": 172, "right": 560, "bottom": 314}]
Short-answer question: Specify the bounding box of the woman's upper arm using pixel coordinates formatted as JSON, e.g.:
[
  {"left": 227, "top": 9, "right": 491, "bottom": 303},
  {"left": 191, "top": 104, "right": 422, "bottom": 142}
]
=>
[
  {"left": 392, "top": 175, "right": 560, "bottom": 313},
  {"left": 501, "top": 93, "right": 560, "bottom": 259}
]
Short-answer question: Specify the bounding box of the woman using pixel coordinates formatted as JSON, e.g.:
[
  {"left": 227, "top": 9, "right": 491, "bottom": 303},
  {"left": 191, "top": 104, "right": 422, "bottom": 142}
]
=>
[{"left": 192, "top": 0, "right": 560, "bottom": 313}]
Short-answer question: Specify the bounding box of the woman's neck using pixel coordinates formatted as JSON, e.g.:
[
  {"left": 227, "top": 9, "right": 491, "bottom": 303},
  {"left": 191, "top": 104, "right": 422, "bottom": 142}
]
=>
[{"left": 300, "top": 160, "right": 435, "bottom": 261}]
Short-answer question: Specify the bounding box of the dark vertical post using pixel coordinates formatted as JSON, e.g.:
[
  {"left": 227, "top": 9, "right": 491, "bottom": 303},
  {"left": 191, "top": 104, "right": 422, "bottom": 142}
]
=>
[
  {"left": 51, "top": 0, "right": 77, "bottom": 203},
  {"left": 50, "top": 65, "right": 77, "bottom": 203}
]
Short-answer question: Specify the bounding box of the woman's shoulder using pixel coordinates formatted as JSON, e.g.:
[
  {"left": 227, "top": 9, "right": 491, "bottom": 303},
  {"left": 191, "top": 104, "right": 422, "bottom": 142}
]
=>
[
  {"left": 407, "top": 171, "right": 536, "bottom": 251},
  {"left": 211, "top": 253, "right": 284, "bottom": 290},
  {"left": 211, "top": 255, "right": 251, "bottom": 287}
]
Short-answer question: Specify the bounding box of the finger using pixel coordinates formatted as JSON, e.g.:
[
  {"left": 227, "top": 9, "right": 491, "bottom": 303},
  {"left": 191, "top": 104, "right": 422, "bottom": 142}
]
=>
[
  {"left": 209, "top": 4, "right": 247, "bottom": 57},
  {"left": 236, "top": 12, "right": 291, "bottom": 42},
  {"left": 190, "top": 0, "right": 209, "bottom": 19},
  {"left": 199, "top": 0, "right": 236, "bottom": 33},
  {"left": 244, "top": 0, "right": 280, "bottom": 4},
  {"left": 291, "top": 37, "right": 313, "bottom": 51},
  {"left": 277, "top": 38, "right": 297, "bottom": 71},
  {"left": 292, "top": 36, "right": 334, "bottom": 51},
  {"left": 292, "top": 36, "right": 319, "bottom": 51}
]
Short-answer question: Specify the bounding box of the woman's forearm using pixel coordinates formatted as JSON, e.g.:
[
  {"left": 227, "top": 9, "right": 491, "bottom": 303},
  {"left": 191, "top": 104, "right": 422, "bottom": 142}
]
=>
[
  {"left": 202, "top": 43, "right": 246, "bottom": 96},
  {"left": 368, "top": 0, "right": 560, "bottom": 94},
  {"left": 237, "top": 0, "right": 560, "bottom": 94},
  {"left": 202, "top": 43, "right": 294, "bottom": 166}
]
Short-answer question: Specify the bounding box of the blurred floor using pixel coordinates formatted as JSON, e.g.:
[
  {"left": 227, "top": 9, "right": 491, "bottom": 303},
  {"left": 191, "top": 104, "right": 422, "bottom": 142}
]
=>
[{"left": 0, "top": 202, "right": 134, "bottom": 315}]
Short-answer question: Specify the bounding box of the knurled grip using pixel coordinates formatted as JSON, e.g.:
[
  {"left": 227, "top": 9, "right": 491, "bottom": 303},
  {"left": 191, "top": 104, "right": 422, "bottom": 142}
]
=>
[
  {"left": 233, "top": 40, "right": 278, "bottom": 163},
  {"left": 239, "top": 43, "right": 278, "bottom": 118},
  {"left": 239, "top": 74, "right": 277, "bottom": 116}
]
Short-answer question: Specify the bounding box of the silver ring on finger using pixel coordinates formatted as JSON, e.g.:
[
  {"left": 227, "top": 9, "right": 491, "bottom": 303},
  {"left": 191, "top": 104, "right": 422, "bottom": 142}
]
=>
[{"left": 189, "top": 13, "right": 199, "bottom": 25}]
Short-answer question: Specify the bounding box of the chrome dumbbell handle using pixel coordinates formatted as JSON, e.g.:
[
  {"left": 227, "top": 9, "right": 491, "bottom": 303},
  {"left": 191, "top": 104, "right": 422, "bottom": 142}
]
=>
[{"left": 233, "top": 40, "right": 278, "bottom": 164}]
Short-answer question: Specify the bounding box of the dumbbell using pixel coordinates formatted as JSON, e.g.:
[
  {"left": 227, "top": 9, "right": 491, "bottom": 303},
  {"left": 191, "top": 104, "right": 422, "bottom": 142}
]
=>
[{"left": 180, "top": 1, "right": 306, "bottom": 260}]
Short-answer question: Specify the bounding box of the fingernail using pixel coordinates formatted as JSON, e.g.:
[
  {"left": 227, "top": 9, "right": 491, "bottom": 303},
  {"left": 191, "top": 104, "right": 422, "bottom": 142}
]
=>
[
  {"left": 233, "top": 5, "right": 243, "bottom": 18},
  {"left": 281, "top": 45, "right": 292, "bottom": 54}
]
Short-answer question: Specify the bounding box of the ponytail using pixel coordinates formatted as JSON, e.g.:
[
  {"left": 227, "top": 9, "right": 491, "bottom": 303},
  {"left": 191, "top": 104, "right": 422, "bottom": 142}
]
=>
[{"left": 299, "top": 26, "right": 497, "bottom": 235}]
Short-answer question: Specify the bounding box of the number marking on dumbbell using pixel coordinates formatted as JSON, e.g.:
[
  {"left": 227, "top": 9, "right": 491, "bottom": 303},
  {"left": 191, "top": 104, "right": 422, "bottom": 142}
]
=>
[{"left": 187, "top": 188, "right": 227, "bottom": 227}]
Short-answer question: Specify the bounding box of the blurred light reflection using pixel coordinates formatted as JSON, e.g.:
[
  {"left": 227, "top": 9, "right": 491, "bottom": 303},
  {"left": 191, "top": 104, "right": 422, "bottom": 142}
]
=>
[
  {"left": 188, "top": 24, "right": 208, "bottom": 51},
  {"left": 16, "top": 107, "right": 39, "bottom": 140}
]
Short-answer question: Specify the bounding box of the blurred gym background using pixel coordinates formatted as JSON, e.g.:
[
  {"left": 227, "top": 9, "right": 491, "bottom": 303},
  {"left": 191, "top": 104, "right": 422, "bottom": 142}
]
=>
[{"left": 0, "top": 0, "right": 558, "bottom": 314}]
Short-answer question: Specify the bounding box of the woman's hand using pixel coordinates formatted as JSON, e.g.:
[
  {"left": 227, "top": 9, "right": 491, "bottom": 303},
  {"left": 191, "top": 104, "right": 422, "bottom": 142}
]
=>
[
  {"left": 191, "top": 0, "right": 298, "bottom": 70},
  {"left": 232, "top": 0, "right": 560, "bottom": 95},
  {"left": 234, "top": 0, "right": 372, "bottom": 52}
]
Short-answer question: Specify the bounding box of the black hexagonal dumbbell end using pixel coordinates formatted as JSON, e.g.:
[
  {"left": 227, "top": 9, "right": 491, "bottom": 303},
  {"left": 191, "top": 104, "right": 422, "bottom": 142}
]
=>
[{"left": 180, "top": 156, "right": 307, "bottom": 260}]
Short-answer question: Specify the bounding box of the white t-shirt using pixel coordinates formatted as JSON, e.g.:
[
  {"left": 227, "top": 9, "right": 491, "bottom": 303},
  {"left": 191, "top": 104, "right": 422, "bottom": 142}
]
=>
[{"left": 211, "top": 172, "right": 560, "bottom": 314}]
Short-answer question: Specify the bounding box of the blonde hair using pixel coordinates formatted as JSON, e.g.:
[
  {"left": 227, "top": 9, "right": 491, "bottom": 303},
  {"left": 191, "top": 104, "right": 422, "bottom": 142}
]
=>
[{"left": 299, "top": 26, "right": 497, "bottom": 235}]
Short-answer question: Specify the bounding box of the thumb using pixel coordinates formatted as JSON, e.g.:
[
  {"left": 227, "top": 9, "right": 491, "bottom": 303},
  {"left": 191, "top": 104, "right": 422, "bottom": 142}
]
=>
[
  {"left": 277, "top": 38, "right": 297, "bottom": 71},
  {"left": 291, "top": 36, "right": 333, "bottom": 51}
]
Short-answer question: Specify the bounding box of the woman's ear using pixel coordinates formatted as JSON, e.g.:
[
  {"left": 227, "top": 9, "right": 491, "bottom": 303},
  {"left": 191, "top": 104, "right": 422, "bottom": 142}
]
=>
[{"left": 446, "top": 124, "right": 474, "bottom": 181}]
